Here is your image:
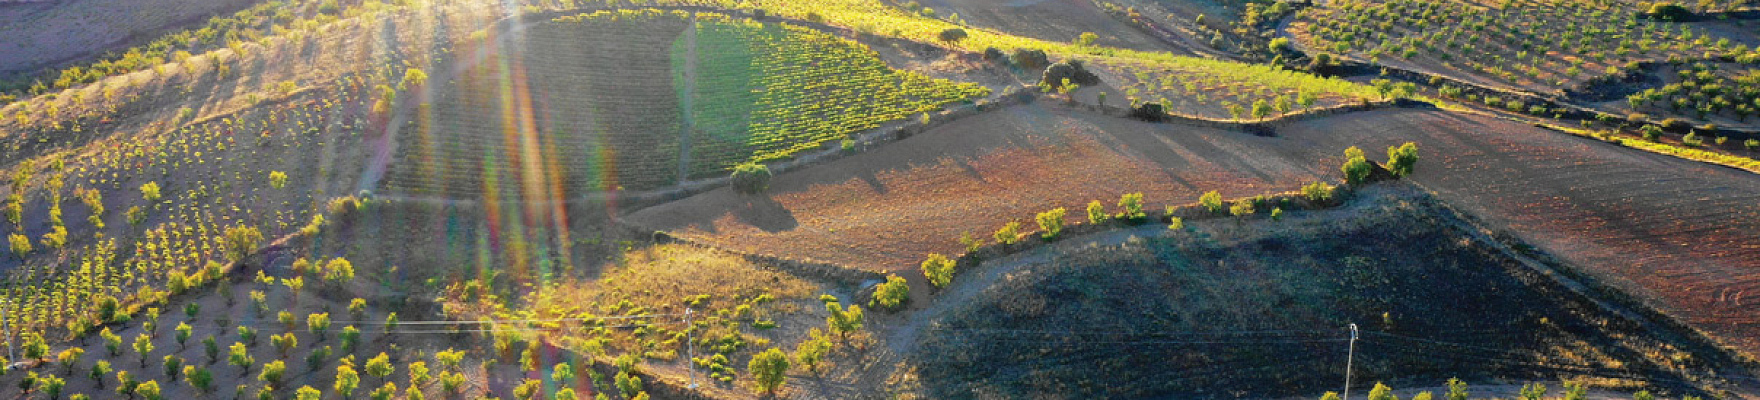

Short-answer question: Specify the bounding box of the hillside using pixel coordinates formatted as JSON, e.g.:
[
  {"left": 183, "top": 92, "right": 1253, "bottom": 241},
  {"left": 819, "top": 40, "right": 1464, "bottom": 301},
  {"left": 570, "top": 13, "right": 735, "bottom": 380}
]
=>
[
  {"left": 5, "top": 0, "right": 1760, "bottom": 398},
  {"left": 909, "top": 184, "right": 1736, "bottom": 399}
]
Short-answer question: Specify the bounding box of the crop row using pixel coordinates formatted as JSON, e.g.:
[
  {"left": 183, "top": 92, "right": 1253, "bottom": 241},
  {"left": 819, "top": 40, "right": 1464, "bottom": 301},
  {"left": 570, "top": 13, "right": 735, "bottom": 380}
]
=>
[{"left": 1295, "top": 0, "right": 1744, "bottom": 90}]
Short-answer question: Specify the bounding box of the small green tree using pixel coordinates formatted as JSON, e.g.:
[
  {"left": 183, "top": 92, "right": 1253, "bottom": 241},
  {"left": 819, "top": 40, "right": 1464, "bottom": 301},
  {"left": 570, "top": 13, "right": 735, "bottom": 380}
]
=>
[
  {"left": 921, "top": 254, "right": 955, "bottom": 289},
  {"left": 115, "top": 370, "right": 138, "bottom": 399},
  {"left": 8, "top": 233, "right": 31, "bottom": 258},
  {"left": 1036, "top": 207, "right": 1067, "bottom": 240},
  {"left": 1086, "top": 200, "right": 1108, "bottom": 224},
  {"left": 238, "top": 325, "right": 259, "bottom": 346},
  {"left": 749, "top": 348, "right": 790, "bottom": 395},
  {"left": 335, "top": 364, "right": 361, "bottom": 398},
  {"left": 1633, "top": 390, "right": 1655, "bottom": 400},
  {"left": 341, "top": 326, "right": 362, "bottom": 354},
  {"left": 871, "top": 275, "right": 910, "bottom": 310},
  {"left": 102, "top": 328, "right": 123, "bottom": 356},
  {"left": 134, "top": 334, "right": 155, "bottom": 367},
  {"left": 349, "top": 298, "right": 368, "bottom": 321},
  {"left": 269, "top": 171, "right": 288, "bottom": 189},
  {"left": 365, "top": 352, "right": 394, "bottom": 382},
  {"left": 992, "top": 221, "right": 1021, "bottom": 245},
  {"left": 370, "top": 382, "right": 398, "bottom": 400},
  {"left": 1368, "top": 382, "right": 1395, "bottom": 400},
  {"left": 135, "top": 380, "right": 162, "bottom": 400},
  {"left": 140, "top": 182, "right": 162, "bottom": 202},
  {"left": 186, "top": 365, "right": 213, "bottom": 393},
  {"left": 229, "top": 342, "right": 254, "bottom": 377},
  {"left": 296, "top": 386, "right": 322, "bottom": 400},
  {"left": 1230, "top": 199, "right": 1255, "bottom": 217},
  {"left": 938, "top": 28, "right": 968, "bottom": 45},
  {"left": 202, "top": 336, "right": 220, "bottom": 365},
  {"left": 1252, "top": 99, "right": 1272, "bottom": 121},
  {"left": 1386, "top": 142, "right": 1419, "bottom": 177},
  {"left": 515, "top": 379, "right": 541, "bottom": 400},
  {"left": 163, "top": 356, "right": 183, "bottom": 380},
  {"left": 322, "top": 259, "right": 354, "bottom": 286},
  {"left": 1562, "top": 381, "right": 1587, "bottom": 400},
  {"left": 174, "top": 322, "right": 193, "bottom": 350},
  {"left": 1116, "top": 193, "right": 1145, "bottom": 222},
  {"left": 409, "top": 361, "right": 431, "bottom": 387},
  {"left": 1200, "top": 191, "right": 1224, "bottom": 213},
  {"left": 552, "top": 362, "right": 575, "bottom": 384},
  {"left": 825, "top": 300, "right": 865, "bottom": 342},
  {"left": 38, "top": 373, "right": 64, "bottom": 400},
  {"left": 1445, "top": 378, "right": 1468, "bottom": 400},
  {"left": 793, "top": 329, "right": 832, "bottom": 374},
  {"left": 259, "top": 360, "right": 286, "bottom": 386},
  {"left": 1076, "top": 32, "right": 1099, "bottom": 46},
  {"left": 272, "top": 333, "right": 298, "bottom": 359},
  {"left": 308, "top": 313, "right": 332, "bottom": 341},
  {"left": 222, "top": 225, "right": 263, "bottom": 264},
  {"left": 89, "top": 360, "right": 112, "bottom": 389},
  {"left": 730, "top": 163, "right": 773, "bottom": 194},
  {"left": 1342, "top": 146, "right": 1373, "bottom": 184},
  {"left": 1519, "top": 382, "right": 1547, "bottom": 400},
  {"left": 1302, "top": 181, "right": 1335, "bottom": 203},
  {"left": 56, "top": 347, "right": 82, "bottom": 375}
]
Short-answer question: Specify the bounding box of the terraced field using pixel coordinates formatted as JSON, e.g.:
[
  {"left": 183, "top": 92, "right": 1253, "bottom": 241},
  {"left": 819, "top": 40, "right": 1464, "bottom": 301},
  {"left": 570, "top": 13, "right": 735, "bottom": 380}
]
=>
[
  {"left": 632, "top": 102, "right": 1760, "bottom": 358},
  {"left": 1271, "top": 108, "right": 1760, "bottom": 356},
  {"left": 624, "top": 102, "right": 1325, "bottom": 271}
]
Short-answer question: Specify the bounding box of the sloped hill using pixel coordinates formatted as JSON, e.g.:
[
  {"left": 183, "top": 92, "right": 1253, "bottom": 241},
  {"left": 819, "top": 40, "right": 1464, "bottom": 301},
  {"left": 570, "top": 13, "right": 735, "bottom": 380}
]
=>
[{"left": 912, "top": 184, "right": 1734, "bottom": 399}]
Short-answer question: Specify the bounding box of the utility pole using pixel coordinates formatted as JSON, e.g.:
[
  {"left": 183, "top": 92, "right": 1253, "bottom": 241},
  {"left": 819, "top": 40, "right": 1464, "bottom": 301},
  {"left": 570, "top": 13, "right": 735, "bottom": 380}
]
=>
[
  {"left": 685, "top": 308, "right": 697, "bottom": 389},
  {"left": 1343, "top": 323, "right": 1359, "bottom": 400}
]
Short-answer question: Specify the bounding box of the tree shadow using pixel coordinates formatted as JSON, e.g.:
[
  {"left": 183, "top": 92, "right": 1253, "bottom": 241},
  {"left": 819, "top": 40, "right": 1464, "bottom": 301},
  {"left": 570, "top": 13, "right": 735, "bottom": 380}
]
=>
[{"left": 731, "top": 194, "right": 798, "bottom": 233}]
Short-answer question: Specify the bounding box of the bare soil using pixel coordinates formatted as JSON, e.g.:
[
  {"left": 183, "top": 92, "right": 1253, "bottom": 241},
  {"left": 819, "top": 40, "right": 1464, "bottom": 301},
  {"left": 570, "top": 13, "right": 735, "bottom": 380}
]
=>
[
  {"left": 907, "top": 184, "right": 1736, "bottom": 399},
  {"left": 911, "top": 0, "right": 1188, "bottom": 54},
  {"left": 1271, "top": 107, "right": 1760, "bottom": 358},
  {"left": 624, "top": 102, "right": 1326, "bottom": 273}
]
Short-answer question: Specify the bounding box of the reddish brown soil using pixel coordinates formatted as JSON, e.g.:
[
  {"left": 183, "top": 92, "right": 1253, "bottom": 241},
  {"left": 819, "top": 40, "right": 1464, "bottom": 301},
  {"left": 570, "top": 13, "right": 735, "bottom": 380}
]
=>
[
  {"left": 914, "top": 0, "right": 1188, "bottom": 54},
  {"left": 631, "top": 103, "right": 1760, "bottom": 357},
  {"left": 624, "top": 102, "right": 1325, "bottom": 271},
  {"left": 1271, "top": 108, "right": 1760, "bottom": 357}
]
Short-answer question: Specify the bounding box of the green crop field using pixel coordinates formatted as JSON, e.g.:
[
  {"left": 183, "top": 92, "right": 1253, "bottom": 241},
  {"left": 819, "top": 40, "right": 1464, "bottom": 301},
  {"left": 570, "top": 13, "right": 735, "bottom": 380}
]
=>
[{"left": 676, "top": 14, "right": 990, "bottom": 177}]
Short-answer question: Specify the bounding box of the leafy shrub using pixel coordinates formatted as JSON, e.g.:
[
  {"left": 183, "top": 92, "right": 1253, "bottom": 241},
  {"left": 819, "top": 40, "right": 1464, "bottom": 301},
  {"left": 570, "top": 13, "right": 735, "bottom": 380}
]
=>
[
  {"left": 1116, "top": 193, "right": 1146, "bottom": 222},
  {"left": 1302, "top": 181, "right": 1336, "bottom": 203},
  {"left": 921, "top": 254, "right": 955, "bottom": 289},
  {"left": 1199, "top": 191, "right": 1224, "bottom": 214},
  {"left": 937, "top": 28, "right": 967, "bottom": 44},
  {"left": 1341, "top": 146, "right": 1372, "bottom": 184},
  {"left": 140, "top": 182, "right": 162, "bottom": 202},
  {"left": 1646, "top": 2, "right": 1692, "bottom": 21},
  {"left": 992, "top": 221, "right": 1021, "bottom": 245},
  {"left": 1086, "top": 200, "right": 1108, "bottom": 224},
  {"left": 1035, "top": 208, "right": 1067, "bottom": 240},
  {"left": 1042, "top": 60, "right": 1101, "bottom": 88},
  {"left": 1386, "top": 142, "right": 1419, "bottom": 177},
  {"left": 1230, "top": 199, "right": 1256, "bottom": 217},
  {"left": 748, "top": 348, "right": 790, "bottom": 395},
  {"left": 730, "top": 163, "right": 772, "bottom": 194},
  {"left": 1010, "top": 48, "right": 1050, "bottom": 70},
  {"left": 269, "top": 171, "right": 288, "bottom": 189}
]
